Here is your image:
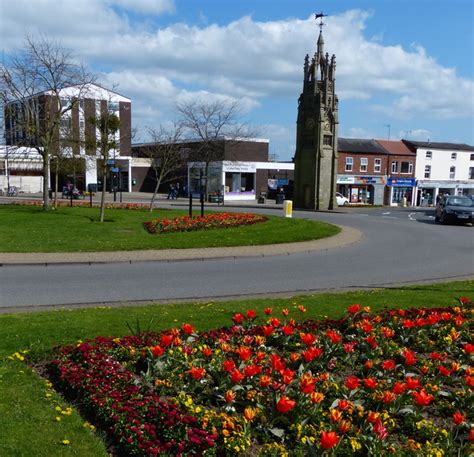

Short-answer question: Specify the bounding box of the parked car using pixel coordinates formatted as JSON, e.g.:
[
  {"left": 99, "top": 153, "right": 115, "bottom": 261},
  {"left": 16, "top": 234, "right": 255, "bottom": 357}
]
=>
[
  {"left": 336, "top": 192, "right": 349, "bottom": 206},
  {"left": 435, "top": 195, "right": 473, "bottom": 225}
]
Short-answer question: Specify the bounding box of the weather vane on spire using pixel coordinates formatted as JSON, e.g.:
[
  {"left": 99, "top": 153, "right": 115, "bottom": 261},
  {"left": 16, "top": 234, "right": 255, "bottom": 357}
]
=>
[{"left": 315, "top": 12, "right": 327, "bottom": 32}]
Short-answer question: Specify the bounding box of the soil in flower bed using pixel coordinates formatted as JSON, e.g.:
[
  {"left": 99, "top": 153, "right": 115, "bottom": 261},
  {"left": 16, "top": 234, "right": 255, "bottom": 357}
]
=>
[{"left": 48, "top": 300, "right": 473, "bottom": 456}]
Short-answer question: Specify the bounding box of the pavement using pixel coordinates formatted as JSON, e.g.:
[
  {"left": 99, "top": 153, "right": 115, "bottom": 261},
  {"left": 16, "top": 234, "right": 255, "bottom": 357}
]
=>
[{"left": 0, "top": 192, "right": 364, "bottom": 265}]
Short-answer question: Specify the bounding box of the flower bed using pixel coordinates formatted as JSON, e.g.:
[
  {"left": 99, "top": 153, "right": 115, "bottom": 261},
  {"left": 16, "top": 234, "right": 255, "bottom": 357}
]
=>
[
  {"left": 50, "top": 300, "right": 473, "bottom": 456},
  {"left": 143, "top": 212, "right": 268, "bottom": 234}
]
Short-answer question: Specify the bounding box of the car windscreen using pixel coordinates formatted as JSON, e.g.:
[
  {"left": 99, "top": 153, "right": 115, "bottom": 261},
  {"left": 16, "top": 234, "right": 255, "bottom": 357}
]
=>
[{"left": 446, "top": 197, "right": 473, "bottom": 207}]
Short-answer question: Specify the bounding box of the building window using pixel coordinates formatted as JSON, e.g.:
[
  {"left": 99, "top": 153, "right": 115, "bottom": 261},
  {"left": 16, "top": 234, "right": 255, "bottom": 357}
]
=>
[
  {"left": 470, "top": 153, "right": 474, "bottom": 160},
  {"left": 345, "top": 157, "right": 353, "bottom": 172},
  {"left": 469, "top": 167, "right": 474, "bottom": 179},
  {"left": 424, "top": 165, "right": 431, "bottom": 179},
  {"left": 374, "top": 158, "right": 381, "bottom": 173},
  {"left": 400, "top": 161, "right": 413, "bottom": 174},
  {"left": 426, "top": 151, "right": 432, "bottom": 159},
  {"left": 323, "top": 135, "right": 333, "bottom": 146},
  {"left": 449, "top": 166, "right": 456, "bottom": 179},
  {"left": 451, "top": 152, "right": 457, "bottom": 160},
  {"left": 391, "top": 161, "right": 398, "bottom": 173},
  {"left": 109, "top": 101, "right": 119, "bottom": 112},
  {"left": 360, "top": 157, "right": 368, "bottom": 172}
]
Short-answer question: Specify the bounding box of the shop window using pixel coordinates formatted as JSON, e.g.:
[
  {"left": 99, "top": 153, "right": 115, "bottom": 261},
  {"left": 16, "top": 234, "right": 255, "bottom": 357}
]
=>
[
  {"left": 391, "top": 161, "right": 398, "bottom": 173},
  {"left": 360, "top": 158, "right": 368, "bottom": 172},
  {"left": 469, "top": 167, "right": 474, "bottom": 179},
  {"left": 374, "top": 158, "right": 381, "bottom": 173},
  {"left": 400, "top": 161, "right": 413, "bottom": 174},
  {"left": 426, "top": 151, "right": 432, "bottom": 159},
  {"left": 323, "top": 135, "right": 333, "bottom": 146},
  {"left": 345, "top": 157, "right": 353, "bottom": 172},
  {"left": 451, "top": 152, "right": 457, "bottom": 160},
  {"left": 424, "top": 165, "right": 431, "bottom": 179},
  {"left": 449, "top": 166, "right": 456, "bottom": 179}
]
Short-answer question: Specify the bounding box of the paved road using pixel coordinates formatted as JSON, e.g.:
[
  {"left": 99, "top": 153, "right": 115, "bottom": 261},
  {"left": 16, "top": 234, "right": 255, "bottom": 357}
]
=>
[{"left": 0, "top": 204, "right": 472, "bottom": 312}]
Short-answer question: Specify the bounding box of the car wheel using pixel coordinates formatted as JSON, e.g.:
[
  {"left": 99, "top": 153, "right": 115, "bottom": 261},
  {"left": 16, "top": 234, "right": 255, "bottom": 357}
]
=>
[{"left": 343, "top": 201, "right": 349, "bottom": 206}]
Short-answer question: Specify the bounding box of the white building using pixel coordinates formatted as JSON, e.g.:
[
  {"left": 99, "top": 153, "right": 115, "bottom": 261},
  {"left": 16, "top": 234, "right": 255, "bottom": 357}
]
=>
[
  {"left": 4, "top": 83, "right": 132, "bottom": 193},
  {"left": 404, "top": 140, "right": 474, "bottom": 205}
]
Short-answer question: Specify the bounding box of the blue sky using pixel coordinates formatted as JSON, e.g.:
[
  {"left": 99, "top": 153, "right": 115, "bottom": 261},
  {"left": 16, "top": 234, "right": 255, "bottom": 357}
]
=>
[{"left": 1, "top": 0, "right": 473, "bottom": 160}]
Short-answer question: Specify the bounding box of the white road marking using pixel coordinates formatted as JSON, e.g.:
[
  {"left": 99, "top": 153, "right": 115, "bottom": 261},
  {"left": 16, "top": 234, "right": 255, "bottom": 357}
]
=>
[
  {"left": 382, "top": 212, "right": 391, "bottom": 215},
  {"left": 408, "top": 212, "right": 416, "bottom": 220}
]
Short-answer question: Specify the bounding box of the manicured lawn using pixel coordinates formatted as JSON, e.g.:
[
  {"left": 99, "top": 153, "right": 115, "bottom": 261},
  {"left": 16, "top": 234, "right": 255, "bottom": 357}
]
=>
[
  {"left": 0, "top": 280, "right": 472, "bottom": 456},
  {"left": 0, "top": 204, "right": 339, "bottom": 252}
]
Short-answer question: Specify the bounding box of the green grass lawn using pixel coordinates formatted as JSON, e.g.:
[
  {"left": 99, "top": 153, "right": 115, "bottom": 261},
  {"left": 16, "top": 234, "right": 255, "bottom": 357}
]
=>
[
  {"left": 0, "top": 280, "right": 472, "bottom": 456},
  {"left": 0, "top": 205, "right": 339, "bottom": 252}
]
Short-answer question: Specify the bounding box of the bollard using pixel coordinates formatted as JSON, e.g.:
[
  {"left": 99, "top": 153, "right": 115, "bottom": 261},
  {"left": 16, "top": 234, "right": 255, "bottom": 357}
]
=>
[
  {"left": 402, "top": 197, "right": 407, "bottom": 207},
  {"left": 284, "top": 200, "right": 293, "bottom": 218}
]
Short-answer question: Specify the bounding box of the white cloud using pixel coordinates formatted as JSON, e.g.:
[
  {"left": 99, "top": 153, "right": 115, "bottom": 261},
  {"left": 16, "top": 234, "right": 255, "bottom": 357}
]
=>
[
  {"left": 1, "top": 4, "right": 472, "bottom": 146},
  {"left": 343, "top": 127, "right": 375, "bottom": 139}
]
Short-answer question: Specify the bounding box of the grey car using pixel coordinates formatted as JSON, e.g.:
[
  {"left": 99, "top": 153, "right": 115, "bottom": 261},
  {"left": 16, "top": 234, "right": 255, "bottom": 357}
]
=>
[{"left": 435, "top": 195, "right": 474, "bottom": 225}]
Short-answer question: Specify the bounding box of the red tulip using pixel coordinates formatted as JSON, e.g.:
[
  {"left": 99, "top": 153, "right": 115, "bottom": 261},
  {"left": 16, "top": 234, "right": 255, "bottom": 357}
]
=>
[
  {"left": 232, "top": 313, "right": 245, "bottom": 324},
  {"left": 381, "top": 359, "right": 396, "bottom": 370},
  {"left": 230, "top": 369, "right": 245, "bottom": 384},
  {"left": 276, "top": 396, "right": 296, "bottom": 413},
  {"left": 345, "top": 376, "right": 360, "bottom": 390},
  {"left": 181, "top": 323, "right": 194, "bottom": 335},
  {"left": 453, "top": 411, "right": 465, "bottom": 425},
  {"left": 402, "top": 349, "right": 417, "bottom": 366},
  {"left": 363, "top": 378, "right": 378, "bottom": 389},
  {"left": 320, "top": 430, "right": 339, "bottom": 449},
  {"left": 189, "top": 366, "right": 206, "bottom": 380},
  {"left": 347, "top": 303, "right": 361, "bottom": 314},
  {"left": 222, "top": 359, "right": 236, "bottom": 373},
  {"left": 151, "top": 345, "right": 164, "bottom": 357},
  {"left": 412, "top": 389, "right": 434, "bottom": 406},
  {"left": 264, "top": 307, "right": 273, "bottom": 315},
  {"left": 246, "top": 309, "right": 256, "bottom": 319}
]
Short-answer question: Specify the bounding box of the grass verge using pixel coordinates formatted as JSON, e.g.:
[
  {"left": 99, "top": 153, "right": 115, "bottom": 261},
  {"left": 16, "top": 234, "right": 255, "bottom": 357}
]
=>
[
  {"left": 0, "top": 280, "right": 472, "bottom": 456},
  {"left": 0, "top": 205, "right": 338, "bottom": 252}
]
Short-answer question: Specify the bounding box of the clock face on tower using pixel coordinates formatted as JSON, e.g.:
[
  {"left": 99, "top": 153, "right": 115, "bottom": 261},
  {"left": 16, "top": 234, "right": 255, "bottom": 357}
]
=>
[{"left": 323, "top": 118, "right": 331, "bottom": 131}]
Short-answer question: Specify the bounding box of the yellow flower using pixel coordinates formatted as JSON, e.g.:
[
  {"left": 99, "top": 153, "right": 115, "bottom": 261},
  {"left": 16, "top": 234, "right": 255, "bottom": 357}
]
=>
[
  {"left": 350, "top": 438, "right": 362, "bottom": 451},
  {"left": 55, "top": 416, "right": 61, "bottom": 422},
  {"left": 61, "top": 439, "right": 70, "bottom": 445}
]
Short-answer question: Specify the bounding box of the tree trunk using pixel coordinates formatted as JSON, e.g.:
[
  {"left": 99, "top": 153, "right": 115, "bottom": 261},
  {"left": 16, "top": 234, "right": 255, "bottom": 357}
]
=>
[
  {"left": 42, "top": 152, "right": 50, "bottom": 211},
  {"left": 54, "top": 160, "right": 59, "bottom": 207},
  {"left": 149, "top": 177, "right": 162, "bottom": 212},
  {"left": 99, "top": 170, "right": 106, "bottom": 222}
]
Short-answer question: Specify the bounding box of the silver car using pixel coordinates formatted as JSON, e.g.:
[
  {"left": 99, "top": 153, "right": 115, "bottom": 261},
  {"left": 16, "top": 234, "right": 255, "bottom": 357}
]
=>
[{"left": 435, "top": 195, "right": 474, "bottom": 225}]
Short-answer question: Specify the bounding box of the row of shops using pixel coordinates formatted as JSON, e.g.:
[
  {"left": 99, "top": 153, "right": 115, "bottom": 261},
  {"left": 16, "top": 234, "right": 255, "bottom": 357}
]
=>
[{"left": 336, "top": 175, "right": 474, "bottom": 206}]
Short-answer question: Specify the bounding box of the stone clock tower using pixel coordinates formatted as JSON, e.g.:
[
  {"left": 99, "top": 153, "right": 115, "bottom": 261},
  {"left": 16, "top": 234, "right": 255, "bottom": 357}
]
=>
[{"left": 293, "top": 16, "right": 338, "bottom": 210}]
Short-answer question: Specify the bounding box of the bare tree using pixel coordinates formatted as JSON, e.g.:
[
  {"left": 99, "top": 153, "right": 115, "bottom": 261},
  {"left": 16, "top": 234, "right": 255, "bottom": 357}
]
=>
[
  {"left": 87, "top": 109, "right": 121, "bottom": 222},
  {"left": 176, "top": 99, "right": 256, "bottom": 198},
  {"left": 142, "top": 124, "right": 186, "bottom": 212},
  {"left": 0, "top": 35, "right": 94, "bottom": 210}
]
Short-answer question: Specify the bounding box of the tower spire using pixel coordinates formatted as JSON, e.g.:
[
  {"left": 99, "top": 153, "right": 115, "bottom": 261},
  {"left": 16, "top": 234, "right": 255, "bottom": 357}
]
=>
[{"left": 315, "top": 12, "right": 327, "bottom": 55}]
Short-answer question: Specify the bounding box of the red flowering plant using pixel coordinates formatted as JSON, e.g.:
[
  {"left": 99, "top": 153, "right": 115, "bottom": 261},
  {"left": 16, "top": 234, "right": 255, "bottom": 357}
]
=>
[
  {"left": 49, "top": 299, "right": 473, "bottom": 456},
  {"left": 143, "top": 212, "right": 268, "bottom": 234}
]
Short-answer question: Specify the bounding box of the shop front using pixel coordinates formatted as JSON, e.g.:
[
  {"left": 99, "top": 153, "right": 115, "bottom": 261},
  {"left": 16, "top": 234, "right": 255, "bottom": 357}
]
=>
[
  {"left": 387, "top": 178, "right": 416, "bottom": 206},
  {"left": 337, "top": 175, "right": 386, "bottom": 205},
  {"left": 415, "top": 180, "right": 474, "bottom": 206}
]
